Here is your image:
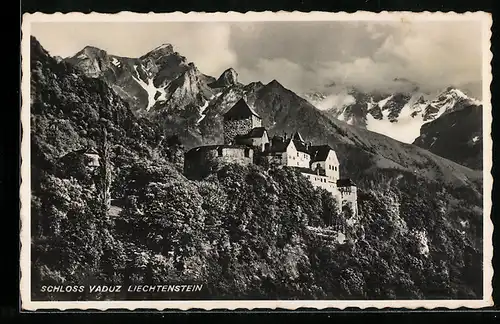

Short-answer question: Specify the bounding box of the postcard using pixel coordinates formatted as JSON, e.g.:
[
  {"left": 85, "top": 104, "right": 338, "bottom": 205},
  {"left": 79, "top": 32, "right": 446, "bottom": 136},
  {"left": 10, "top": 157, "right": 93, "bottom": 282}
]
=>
[{"left": 20, "top": 11, "right": 493, "bottom": 310}]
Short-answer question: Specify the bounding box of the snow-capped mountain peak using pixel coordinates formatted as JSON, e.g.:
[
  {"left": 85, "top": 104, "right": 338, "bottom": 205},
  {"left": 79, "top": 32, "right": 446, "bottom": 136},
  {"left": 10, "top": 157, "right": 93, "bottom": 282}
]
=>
[{"left": 303, "top": 86, "right": 481, "bottom": 144}]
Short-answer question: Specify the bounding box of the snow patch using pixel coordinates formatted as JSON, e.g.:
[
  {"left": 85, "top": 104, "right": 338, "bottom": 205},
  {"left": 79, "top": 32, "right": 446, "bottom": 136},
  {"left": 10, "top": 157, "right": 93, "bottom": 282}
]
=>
[
  {"left": 197, "top": 100, "right": 210, "bottom": 124},
  {"left": 132, "top": 65, "right": 167, "bottom": 111},
  {"left": 337, "top": 108, "right": 346, "bottom": 121},
  {"left": 77, "top": 53, "right": 87, "bottom": 59},
  {"left": 472, "top": 136, "right": 480, "bottom": 142},
  {"left": 111, "top": 57, "right": 121, "bottom": 67},
  {"left": 366, "top": 102, "right": 425, "bottom": 143},
  {"left": 449, "top": 88, "right": 469, "bottom": 100},
  {"left": 378, "top": 95, "right": 393, "bottom": 109}
]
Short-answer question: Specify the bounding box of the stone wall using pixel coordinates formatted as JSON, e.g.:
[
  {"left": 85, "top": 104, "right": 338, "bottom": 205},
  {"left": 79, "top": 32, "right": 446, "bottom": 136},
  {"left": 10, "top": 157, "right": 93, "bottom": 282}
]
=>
[
  {"left": 218, "top": 146, "right": 254, "bottom": 165},
  {"left": 223, "top": 118, "right": 253, "bottom": 144},
  {"left": 252, "top": 115, "right": 262, "bottom": 128},
  {"left": 261, "top": 153, "right": 285, "bottom": 167},
  {"left": 184, "top": 146, "right": 254, "bottom": 179}
]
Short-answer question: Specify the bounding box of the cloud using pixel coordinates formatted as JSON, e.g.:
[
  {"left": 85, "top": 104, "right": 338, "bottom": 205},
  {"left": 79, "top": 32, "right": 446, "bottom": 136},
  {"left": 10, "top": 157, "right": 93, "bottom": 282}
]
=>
[
  {"left": 229, "top": 21, "right": 483, "bottom": 98},
  {"left": 31, "top": 20, "right": 484, "bottom": 99},
  {"left": 315, "top": 93, "right": 356, "bottom": 111}
]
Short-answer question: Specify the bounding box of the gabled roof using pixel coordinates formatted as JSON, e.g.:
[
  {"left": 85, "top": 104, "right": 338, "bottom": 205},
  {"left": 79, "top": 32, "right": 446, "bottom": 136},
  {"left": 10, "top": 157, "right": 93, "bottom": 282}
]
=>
[
  {"left": 292, "top": 139, "right": 309, "bottom": 154},
  {"left": 223, "top": 98, "right": 261, "bottom": 120},
  {"left": 309, "top": 145, "right": 332, "bottom": 162},
  {"left": 267, "top": 138, "right": 291, "bottom": 153},
  {"left": 267, "top": 135, "right": 309, "bottom": 154},
  {"left": 64, "top": 147, "right": 99, "bottom": 157},
  {"left": 235, "top": 127, "right": 268, "bottom": 140},
  {"left": 337, "top": 178, "right": 356, "bottom": 187},
  {"left": 292, "top": 131, "right": 305, "bottom": 142}
]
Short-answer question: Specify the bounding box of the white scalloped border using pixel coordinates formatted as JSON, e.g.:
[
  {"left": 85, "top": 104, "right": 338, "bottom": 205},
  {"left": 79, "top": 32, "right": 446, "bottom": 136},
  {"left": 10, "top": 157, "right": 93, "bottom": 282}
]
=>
[{"left": 19, "top": 10, "right": 494, "bottom": 311}]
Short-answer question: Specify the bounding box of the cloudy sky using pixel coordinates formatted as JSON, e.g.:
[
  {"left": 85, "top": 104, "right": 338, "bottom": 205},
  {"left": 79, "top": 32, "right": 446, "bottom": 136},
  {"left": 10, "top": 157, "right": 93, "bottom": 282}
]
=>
[{"left": 31, "top": 20, "right": 484, "bottom": 99}]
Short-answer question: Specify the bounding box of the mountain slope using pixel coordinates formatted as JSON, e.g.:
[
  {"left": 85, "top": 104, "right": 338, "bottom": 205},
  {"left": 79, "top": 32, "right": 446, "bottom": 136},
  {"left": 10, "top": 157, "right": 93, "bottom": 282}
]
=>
[{"left": 413, "top": 104, "right": 483, "bottom": 170}]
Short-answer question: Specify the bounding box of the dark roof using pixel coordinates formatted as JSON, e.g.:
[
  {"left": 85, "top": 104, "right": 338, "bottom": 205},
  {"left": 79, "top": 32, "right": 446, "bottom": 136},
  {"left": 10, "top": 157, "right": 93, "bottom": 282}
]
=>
[
  {"left": 294, "top": 166, "right": 326, "bottom": 176},
  {"left": 309, "top": 145, "right": 332, "bottom": 162},
  {"left": 185, "top": 144, "right": 252, "bottom": 157},
  {"left": 267, "top": 138, "right": 291, "bottom": 153},
  {"left": 223, "top": 98, "right": 261, "bottom": 120},
  {"left": 293, "top": 139, "right": 309, "bottom": 154},
  {"left": 61, "top": 147, "right": 99, "bottom": 159},
  {"left": 294, "top": 167, "right": 317, "bottom": 175},
  {"left": 337, "top": 178, "right": 356, "bottom": 187},
  {"left": 235, "top": 127, "right": 268, "bottom": 140},
  {"left": 311, "top": 164, "right": 327, "bottom": 176},
  {"left": 292, "top": 132, "right": 305, "bottom": 142},
  {"left": 266, "top": 136, "right": 309, "bottom": 154}
]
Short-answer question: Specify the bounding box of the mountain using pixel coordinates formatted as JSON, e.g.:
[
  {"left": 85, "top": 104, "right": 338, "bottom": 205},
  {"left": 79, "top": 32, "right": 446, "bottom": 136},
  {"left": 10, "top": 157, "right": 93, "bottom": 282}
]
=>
[
  {"left": 304, "top": 87, "right": 482, "bottom": 145},
  {"left": 62, "top": 41, "right": 483, "bottom": 190},
  {"left": 64, "top": 43, "right": 221, "bottom": 115},
  {"left": 30, "top": 36, "right": 484, "bottom": 300},
  {"left": 413, "top": 104, "right": 483, "bottom": 170}
]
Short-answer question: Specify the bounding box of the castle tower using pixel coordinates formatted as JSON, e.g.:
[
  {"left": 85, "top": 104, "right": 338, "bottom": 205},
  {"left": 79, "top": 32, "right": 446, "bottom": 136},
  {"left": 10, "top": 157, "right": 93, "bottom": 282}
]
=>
[{"left": 223, "top": 98, "right": 262, "bottom": 144}]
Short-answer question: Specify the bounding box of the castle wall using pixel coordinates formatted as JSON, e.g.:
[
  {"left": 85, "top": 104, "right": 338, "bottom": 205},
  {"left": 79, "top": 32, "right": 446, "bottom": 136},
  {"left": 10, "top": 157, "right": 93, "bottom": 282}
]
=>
[
  {"left": 311, "top": 151, "right": 340, "bottom": 182},
  {"left": 340, "top": 186, "right": 358, "bottom": 217},
  {"left": 236, "top": 132, "right": 269, "bottom": 152},
  {"left": 286, "top": 142, "right": 310, "bottom": 168},
  {"left": 223, "top": 118, "right": 253, "bottom": 144},
  {"left": 184, "top": 146, "right": 254, "bottom": 178},
  {"left": 218, "top": 147, "right": 254, "bottom": 165},
  {"left": 252, "top": 115, "right": 262, "bottom": 128},
  {"left": 302, "top": 173, "right": 337, "bottom": 194},
  {"left": 301, "top": 172, "right": 343, "bottom": 213}
]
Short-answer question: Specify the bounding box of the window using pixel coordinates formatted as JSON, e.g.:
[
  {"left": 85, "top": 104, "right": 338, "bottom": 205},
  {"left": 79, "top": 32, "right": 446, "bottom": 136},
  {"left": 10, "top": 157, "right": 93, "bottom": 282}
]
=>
[
  {"left": 244, "top": 148, "right": 250, "bottom": 157},
  {"left": 297, "top": 152, "right": 299, "bottom": 157},
  {"left": 217, "top": 147, "right": 223, "bottom": 157}
]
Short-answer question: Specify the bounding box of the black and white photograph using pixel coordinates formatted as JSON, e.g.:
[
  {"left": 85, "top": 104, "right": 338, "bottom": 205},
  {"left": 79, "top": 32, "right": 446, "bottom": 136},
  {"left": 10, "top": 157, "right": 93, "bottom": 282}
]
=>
[{"left": 20, "top": 11, "right": 493, "bottom": 310}]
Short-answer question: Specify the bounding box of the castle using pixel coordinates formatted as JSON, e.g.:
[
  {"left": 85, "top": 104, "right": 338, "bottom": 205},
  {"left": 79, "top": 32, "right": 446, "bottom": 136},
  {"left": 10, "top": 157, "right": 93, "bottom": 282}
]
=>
[{"left": 184, "top": 98, "right": 358, "bottom": 216}]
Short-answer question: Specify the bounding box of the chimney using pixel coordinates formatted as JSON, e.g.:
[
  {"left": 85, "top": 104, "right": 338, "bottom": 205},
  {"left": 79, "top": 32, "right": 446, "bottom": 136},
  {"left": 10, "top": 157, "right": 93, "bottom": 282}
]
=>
[{"left": 284, "top": 132, "right": 287, "bottom": 140}]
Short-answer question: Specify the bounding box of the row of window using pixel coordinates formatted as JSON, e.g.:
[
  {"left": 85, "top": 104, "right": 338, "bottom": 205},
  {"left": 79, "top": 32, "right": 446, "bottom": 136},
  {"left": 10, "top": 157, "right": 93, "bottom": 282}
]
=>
[
  {"left": 305, "top": 174, "right": 329, "bottom": 183},
  {"left": 296, "top": 152, "right": 308, "bottom": 159},
  {"left": 217, "top": 148, "right": 251, "bottom": 157},
  {"left": 328, "top": 165, "right": 338, "bottom": 171}
]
